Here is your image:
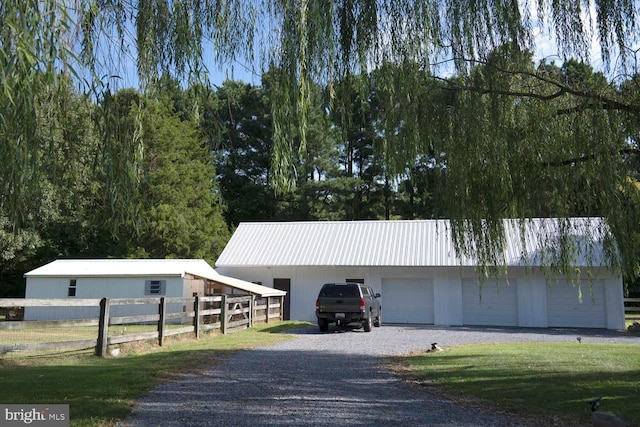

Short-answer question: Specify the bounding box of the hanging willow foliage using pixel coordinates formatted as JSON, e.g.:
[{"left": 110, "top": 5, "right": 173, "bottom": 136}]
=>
[{"left": 1, "top": 0, "right": 639, "bottom": 276}]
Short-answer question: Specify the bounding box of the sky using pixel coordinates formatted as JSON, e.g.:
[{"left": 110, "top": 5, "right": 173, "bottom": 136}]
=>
[
  {"left": 112, "top": 44, "right": 263, "bottom": 89},
  {"left": 100, "top": 2, "right": 637, "bottom": 92}
]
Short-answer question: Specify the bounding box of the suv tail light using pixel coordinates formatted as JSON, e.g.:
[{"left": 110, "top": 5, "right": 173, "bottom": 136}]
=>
[
  {"left": 359, "top": 298, "right": 365, "bottom": 309},
  {"left": 316, "top": 299, "right": 320, "bottom": 309}
]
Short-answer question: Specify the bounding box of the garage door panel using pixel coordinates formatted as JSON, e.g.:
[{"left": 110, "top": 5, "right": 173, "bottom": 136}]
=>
[
  {"left": 463, "top": 279, "right": 518, "bottom": 326},
  {"left": 381, "top": 278, "right": 433, "bottom": 324},
  {"left": 547, "top": 280, "right": 606, "bottom": 328}
]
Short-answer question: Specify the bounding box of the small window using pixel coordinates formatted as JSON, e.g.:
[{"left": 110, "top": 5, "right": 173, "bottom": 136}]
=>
[
  {"left": 68, "top": 279, "right": 77, "bottom": 297},
  {"left": 145, "top": 280, "right": 166, "bottom": 295},
  {"left": 346, "top": 278, "right": 364, "bottom": 284}
]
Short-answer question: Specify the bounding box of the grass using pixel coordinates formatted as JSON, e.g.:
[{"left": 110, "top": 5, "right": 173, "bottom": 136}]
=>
[
  {"left": 0, "top": 323, "right": 200, "bottom": 345},
  {"left": 0, "top": 321, "right": 310, "bottom": 426},
  {"left": 3, "top": 321, "right": 638, "bottom": 426},
  {"left": 401, "top": 342, "right": 640, "bottom": 425}
]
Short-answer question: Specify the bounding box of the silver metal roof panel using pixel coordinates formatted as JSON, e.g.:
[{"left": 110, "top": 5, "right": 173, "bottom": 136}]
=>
[{"left": 215, "top": 218, "right": 611, "bottom": 267}]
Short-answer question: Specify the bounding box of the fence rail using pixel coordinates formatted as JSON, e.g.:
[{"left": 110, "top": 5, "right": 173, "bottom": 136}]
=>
[
  {"left": 624, "top": 298, "right": 640, "bottom": 316},
  {"left": 0, "top": 294, "right": 283, "bottom": 357}
]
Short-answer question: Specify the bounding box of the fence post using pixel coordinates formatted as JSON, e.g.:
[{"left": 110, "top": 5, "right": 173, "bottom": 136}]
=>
[
  {"left": 158, "top": 297, "right": 166, "bottom": 346},
  {"left": 249, "top": 295, "right": 255, "bottom": 328},
  {"left": 279, "top": 296, "right": 284, "bottom": 321},
  {"left": 221, "top": 295, "right": 228, "bottom": 334},
  {"left": 96, "top": 297, "right": 110, "bottom": 357},
  {"left": 193, "top": 295, "right": 200, "bottom": 339},
  {"left": 265, "top": 297, "right": 270, "bottom": 324}
]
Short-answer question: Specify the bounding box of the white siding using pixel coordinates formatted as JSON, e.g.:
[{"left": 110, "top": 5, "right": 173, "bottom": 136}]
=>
[
  {"left": 546, "top": 280, "right": 606, "bottom": 328},
  {"left": 433, "top": 273, "right": 463, "bottom": 326},
  {"left": 463, "top": 279, "right": 518, "bottom": 326},
  {"left": 381, "top": 278, "right": 434, "bottom": 324},
  {"left": 24, "top": 276, "right": 185, "bottom": 321},
  {"left": 217, "top": 265, "right": 623, "bottom": 329},
  {"left": 604, "top": 277, "right": 625, "bottom": 329}
]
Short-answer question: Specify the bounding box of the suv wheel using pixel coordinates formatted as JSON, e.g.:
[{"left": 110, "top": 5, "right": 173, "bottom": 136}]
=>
[
  {"left": 318, "top": 318, "right": 329, "bottom": 332},
  {"left": 374, "top": 310, "right": 382, "bottom": 327},
  {"left": 363, "top": 314, "right": 373, "bottom": 332}
]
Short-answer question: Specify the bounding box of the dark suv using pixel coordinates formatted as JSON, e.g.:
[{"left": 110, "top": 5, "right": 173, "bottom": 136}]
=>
[{"left": 315, "top": 282, "right": 382, "bottom": 332}]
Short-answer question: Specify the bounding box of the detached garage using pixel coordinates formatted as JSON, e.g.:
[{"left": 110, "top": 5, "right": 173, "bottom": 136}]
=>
[{"left": 215, "top": 219, "right": 625, "bottom": 330}]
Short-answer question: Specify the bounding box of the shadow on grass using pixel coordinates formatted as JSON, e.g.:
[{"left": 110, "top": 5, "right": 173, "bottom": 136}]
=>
[
  {"left": 404, "top": 344, "right": 640, "bottom": 426},
  {"left": 0, "top": 346, "right": 241, "bottom": 425},
  {"left": 255, "top": 321, "right": 311, "bottom": 334},
  {"left": 0, "top": 321, "right": 310, "bottom": 426},
  {"left": 2, "top": 323, "right": 637, "bottom": 426}
]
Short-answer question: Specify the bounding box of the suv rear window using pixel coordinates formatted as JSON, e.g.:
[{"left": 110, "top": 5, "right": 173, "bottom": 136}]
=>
[{"left": 319, "top": 284, "right": 359, "bottom": 297}]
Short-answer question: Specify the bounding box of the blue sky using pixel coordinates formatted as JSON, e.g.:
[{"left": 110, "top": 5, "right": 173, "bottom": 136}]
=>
[{"left": 96, "top": 2, "right": 636, "bottom": 93}]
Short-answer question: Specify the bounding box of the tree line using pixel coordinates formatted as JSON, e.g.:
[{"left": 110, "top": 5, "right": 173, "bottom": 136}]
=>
[
  {"left": 2, "top": 48, "right": 640, "bottom": 296},
  {"left": 4, "top": 2, "right": 640, "bottom": 296}
]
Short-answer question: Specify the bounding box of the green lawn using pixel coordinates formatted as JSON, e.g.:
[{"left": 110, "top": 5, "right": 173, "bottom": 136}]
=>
[
  {"left": 0, "top": 321, "right": 309, "bottom": 427},
  {"left": 3, "top": 322, "right": 639, "bottom": 426},
  {"left": 401, "top": 342, "right": 640, "bottom": 425}
]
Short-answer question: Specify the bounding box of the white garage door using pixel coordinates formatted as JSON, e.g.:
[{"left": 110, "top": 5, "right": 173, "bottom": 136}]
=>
[
  {"left": 547, "top": 280, "right": 606, "bottom": 328},
  {"left": 463, "top": 279, "right": 518, "bottom": 326},
  {"left": 381, "top": 278, "right": 434, "bottom": 324}
]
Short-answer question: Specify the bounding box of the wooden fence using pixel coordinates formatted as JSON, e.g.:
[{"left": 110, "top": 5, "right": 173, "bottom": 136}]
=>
[
  {"left": 624, "top": 298, "right": 640, "bottom": 318},
  {"left": 0, "top": 294, "right": 283, "bottom": 357}
]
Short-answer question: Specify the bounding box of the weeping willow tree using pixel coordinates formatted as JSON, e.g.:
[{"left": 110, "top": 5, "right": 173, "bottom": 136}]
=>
[{"left": 2, "top": 0, "right": 639, "bottom": 278}]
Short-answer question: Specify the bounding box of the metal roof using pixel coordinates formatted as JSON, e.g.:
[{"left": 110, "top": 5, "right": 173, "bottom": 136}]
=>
[
  {"left": 215, "top": 218, "right": 611, "bottom": 268},
  {"left": 212, "top": 273, "right": 287, "bottom": 297},
  {"left": 25, "top": 259, "right": 286, "bottom": 298},
  {"left": 25, "top": 259, "right": 218, "bottom": 279}
]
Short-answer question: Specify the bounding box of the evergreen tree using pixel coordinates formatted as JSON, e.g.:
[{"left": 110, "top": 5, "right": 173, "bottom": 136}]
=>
[
  {"left": 208, "top": 80, "right": 281, "bottom": 226},
  {"left": 134, "top": 91, "right": 231, "bottom": 263}
]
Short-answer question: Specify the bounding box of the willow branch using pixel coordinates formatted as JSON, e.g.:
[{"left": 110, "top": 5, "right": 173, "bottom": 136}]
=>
[
  {"left": 542, "top": 148, "right": 640, "bottom": 167},
  {"left": 433, "top": 58, "right": 640, "bottom": 115}
]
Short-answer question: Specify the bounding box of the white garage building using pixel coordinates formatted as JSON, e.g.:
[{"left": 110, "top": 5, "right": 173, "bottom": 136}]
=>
[{"left": 215, "top": 218, "right": 625, "bottom": 330}]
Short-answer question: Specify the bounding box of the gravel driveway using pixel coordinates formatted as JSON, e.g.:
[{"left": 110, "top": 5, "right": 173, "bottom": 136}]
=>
[{"left": 119, "top": 325, "right": 638, "bottom": 426}]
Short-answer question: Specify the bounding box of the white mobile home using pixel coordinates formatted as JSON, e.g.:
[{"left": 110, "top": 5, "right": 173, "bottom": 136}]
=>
[
  {"left": 215, "top": 219, "right": 625, "bottom": 329},
  {"left": 24, "top": 259, "right": 285, "bottom": 321}
]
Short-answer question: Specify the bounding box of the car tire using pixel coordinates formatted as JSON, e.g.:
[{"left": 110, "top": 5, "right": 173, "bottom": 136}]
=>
[
  {"left": 374, "top": 310, "right": 382, "bottom": 327},
  {"left": 318, "top": 318, "right": 329, "bottom": 332},
  {"left": 363, "top": 314, "right": 373, "bottom": 332}
]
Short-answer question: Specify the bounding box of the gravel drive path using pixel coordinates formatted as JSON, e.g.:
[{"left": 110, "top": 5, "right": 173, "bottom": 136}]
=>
[{"left": 120, "top": 325, "right": 639, "bottom": 426}]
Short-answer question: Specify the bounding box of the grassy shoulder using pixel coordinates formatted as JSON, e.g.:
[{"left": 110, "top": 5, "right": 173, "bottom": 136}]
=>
[
  {"left": 399, "top": 342, "right": 640, "bottom": 426},
  {"left": 0, "top": 321, "right": 310, "bottom": 427}
]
